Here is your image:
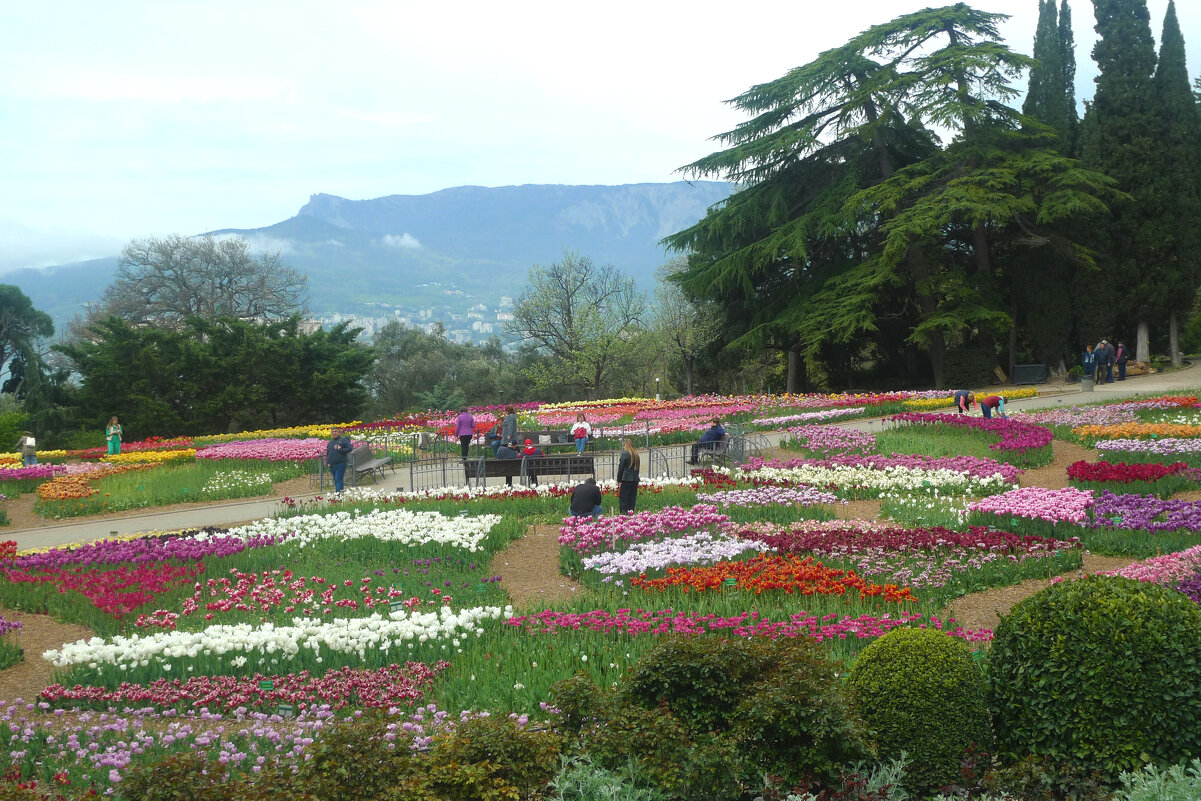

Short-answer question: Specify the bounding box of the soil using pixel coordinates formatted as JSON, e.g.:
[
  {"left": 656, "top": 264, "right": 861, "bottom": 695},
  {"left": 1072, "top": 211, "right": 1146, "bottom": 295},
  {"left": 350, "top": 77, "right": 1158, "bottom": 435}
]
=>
[
  {"left": 1018, "top": 439, "right": 1098, "bottom": 490},
  {"left": 493, "top": 525, "right": 584, "bottom": 609}
]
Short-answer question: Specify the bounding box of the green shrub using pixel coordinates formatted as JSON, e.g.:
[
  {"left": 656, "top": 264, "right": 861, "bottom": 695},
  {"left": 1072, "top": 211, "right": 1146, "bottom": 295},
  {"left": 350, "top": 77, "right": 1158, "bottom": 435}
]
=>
[
  {"left": 978, "top": 755, "right": 1110, "bottom": 801},
  {"left": 1115, "top": 758, "right": 1201, "bottom": 801},
  {"left": 548, "top": 756, "right": 669, "bottom": 801},
  {"left": 988, "top": 576, "right": 1201, "bottom": 780},
  {"left": 424, "top": 714, "right": 562, "bottom": 801},
  {"left": 295, "top": 715, "right": 418, "bottom": 801},
  {"left": 847, "top": 627, "right": 990, "bottom": 796},
  {"left": 116, "top": 752, "right": 307, "bottom": 801}
]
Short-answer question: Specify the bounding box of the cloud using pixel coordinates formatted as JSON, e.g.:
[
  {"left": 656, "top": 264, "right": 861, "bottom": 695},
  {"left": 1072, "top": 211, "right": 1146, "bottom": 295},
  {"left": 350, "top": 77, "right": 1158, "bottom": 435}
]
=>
[
  {"left": 0, "top": 218, "right": 123, "bottom": 272},
  {"left": 379, "top": 233, "right": 421, "bottom": 250}
]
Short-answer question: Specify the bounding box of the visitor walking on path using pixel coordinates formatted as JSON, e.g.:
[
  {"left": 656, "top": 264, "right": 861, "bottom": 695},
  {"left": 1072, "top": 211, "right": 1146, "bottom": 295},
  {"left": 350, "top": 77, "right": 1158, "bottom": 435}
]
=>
[
  {"left": 105, "top": 417, "right": 123, "bottom": 455},
  {"left": 325, "top": 429, "right": 354, "bottom": 493},
  {"left": 572, "top": 414, "right": 592, "bottom": 454},
  {"left": 569, "top": 477, "right": 604, "bottom": 520},
  {"left": 454, "top": 408, "right": 475, "bottom": 460},
  {"left": 15, "top": 431, "right": 35, "bottom": 466},
  {"left": 617, "top": 438, "right": 641, "bottom": 514}
]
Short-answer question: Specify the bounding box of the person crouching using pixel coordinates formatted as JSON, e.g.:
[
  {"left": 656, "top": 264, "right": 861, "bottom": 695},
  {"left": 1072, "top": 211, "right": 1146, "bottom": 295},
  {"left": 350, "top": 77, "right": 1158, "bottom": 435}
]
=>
[{"left": 569, "top": 477, "right": 604, "bottom": 520}]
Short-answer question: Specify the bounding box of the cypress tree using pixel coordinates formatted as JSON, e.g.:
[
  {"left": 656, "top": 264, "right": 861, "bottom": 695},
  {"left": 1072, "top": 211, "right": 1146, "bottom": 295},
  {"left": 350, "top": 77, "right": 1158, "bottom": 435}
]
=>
[
  {"left": 1059, "top": 0, "right": 1080, "bottom": 153},
  {"left": 1150, "top": 0, "right": 1201, "bottom": 365},
  {"left": 1079, "top": 0, "right": 1160, "bottom": 362},
  {"left": 1025, "top": 0, "right": 1071, "bottom": 143}
]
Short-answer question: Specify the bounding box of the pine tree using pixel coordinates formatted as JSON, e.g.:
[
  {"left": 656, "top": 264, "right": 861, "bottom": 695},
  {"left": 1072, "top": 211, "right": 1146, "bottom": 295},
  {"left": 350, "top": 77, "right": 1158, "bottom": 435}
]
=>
[
  {"left": 1150, "top": 0, "right": 1201, "bottom": 365},
  {"left": 1079, "top": 0, "right": 1160, "bottom": 362},
  {"left": 1025, "top": 0, "right": 1071, "bottom": 143}
]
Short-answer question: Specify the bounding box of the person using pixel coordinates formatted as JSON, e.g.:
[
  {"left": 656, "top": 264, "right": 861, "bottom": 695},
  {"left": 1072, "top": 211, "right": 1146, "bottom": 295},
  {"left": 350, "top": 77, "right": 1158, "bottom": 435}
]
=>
[
  {"left": 1082, "top": 344, "right": 1096, "bottom": 380},
  {"left": 1115, "top": 340, "right": 1129, "bottom": 381},
  {"left": 499, "top": 406, "right": 518, "bottom": 453},
  {"left": 495, "top": 442, "right": 521, "bottom": 459},
  {"left": 487, "top": 418, "right": 504, "bottom": 456},
  {"left": 454, "top": 408, "right": 475, "bottom": 460},
  {"left": 15, "top": 431, "right": 36, "bottom": 467},
  {"left": 617, "top": 438, "right": 640, "bottom": 514},
  {"left": 325, "top": 429, "right": 354, "bottom": 492},
  {"left": 980, "top": 395, "right": 1007, "bottom": 419},
  {"left": 521, "top": 439, "right": 543, "bottom": 457},
  {"left": 953, "top": 390, "right": 975, "bottom": 414},
  {"left": 105, "top": 416, "right": 123, "bottom": 455},
  {"left": 1101, "top": 339, "right": 1116, "bottom": 383},
  {"left": 572, "top": 414, "right": 592, "bottom": 454},
  {"left": 688, "top": 418, "right": 727, "bottom": 464},
  {"left": 569, "top": 477, "right": 604, "bottom": 520}
]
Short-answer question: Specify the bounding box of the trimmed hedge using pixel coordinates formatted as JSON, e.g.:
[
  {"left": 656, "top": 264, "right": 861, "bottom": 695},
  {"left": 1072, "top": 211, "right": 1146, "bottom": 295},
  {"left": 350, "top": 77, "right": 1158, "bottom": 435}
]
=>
[{"left": 988, "top": 576, "right": 1201, "bottom": 780}]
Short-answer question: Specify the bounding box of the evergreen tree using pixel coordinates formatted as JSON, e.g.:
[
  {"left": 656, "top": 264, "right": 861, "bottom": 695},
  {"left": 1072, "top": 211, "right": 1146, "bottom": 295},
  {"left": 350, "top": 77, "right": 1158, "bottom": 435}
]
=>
[
  {"left": 1079, "top": 0, "right": 1161, "bottom": 362},
  {"left": 1150, "top": 0, "right": 1201, "bottom": 365},
  {"left": 1025, "top": 0, "right": 1071, "bottom": 143},
  {"left": 1059, "top": 0, "right": 1080, "bottom": 152}
]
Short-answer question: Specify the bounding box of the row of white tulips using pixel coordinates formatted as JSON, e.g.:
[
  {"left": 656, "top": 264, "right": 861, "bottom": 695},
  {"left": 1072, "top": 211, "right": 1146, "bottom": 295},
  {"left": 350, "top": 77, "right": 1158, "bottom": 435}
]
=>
[
  {"left": 745, "top": 464, "right": 1012, "bottom": 496},
  {"left": 216, "top": 507, "right": 503, "bottom": 551}
]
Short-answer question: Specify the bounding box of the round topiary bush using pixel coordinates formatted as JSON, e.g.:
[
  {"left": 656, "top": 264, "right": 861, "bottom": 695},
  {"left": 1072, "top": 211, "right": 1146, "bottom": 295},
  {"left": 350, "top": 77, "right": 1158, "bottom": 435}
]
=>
[
  {"left": 989, "top": 575, "right": 1201, "bottom": 779},
  {"left": 847, "top": 626, "right": 991, "bottom": 795}
]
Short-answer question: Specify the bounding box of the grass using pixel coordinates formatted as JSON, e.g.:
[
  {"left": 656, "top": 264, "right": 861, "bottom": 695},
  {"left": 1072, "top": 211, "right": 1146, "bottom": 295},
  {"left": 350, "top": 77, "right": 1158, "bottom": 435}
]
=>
[{"left": 35, "top": 460, "right": 311, "bottom": 519}]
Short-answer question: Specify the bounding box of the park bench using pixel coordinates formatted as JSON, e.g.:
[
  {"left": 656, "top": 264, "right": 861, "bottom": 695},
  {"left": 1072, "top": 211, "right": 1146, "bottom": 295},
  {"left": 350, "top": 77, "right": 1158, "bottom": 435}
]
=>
[
  {"left": 516, "top": 430, "right": 583, "bottom": 451},
  {"left": 694, "top": 435, "right": 731, "bottom": 465},
  {"left": 468, "top": 454, "right": 596, "bottom": 487},
  {"left": 348, "top": 445, "right": 393, "bottom": 484}
]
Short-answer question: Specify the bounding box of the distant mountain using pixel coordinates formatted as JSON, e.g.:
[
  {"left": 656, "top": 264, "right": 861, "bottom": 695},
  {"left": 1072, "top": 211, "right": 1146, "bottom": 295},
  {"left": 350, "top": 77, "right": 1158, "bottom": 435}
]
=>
[{"left": 4, "top": 181, "right": 734, "bottom": 332}]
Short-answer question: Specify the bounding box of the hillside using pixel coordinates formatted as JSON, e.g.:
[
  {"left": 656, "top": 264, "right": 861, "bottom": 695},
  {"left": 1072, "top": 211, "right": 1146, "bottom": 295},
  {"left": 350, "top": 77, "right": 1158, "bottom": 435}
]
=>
[{"left": 6, "top": 182, "right": 734, "bottom": 332}]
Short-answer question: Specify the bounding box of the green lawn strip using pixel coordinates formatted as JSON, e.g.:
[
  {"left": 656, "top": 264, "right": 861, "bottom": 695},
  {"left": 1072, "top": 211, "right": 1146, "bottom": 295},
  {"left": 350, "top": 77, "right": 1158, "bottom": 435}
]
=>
[
  {"left": 877, "top": 424, "right": 1051, "bottom": 467},
  {"left": 34, "top": 460, "right": 309, "bottom": 519}
]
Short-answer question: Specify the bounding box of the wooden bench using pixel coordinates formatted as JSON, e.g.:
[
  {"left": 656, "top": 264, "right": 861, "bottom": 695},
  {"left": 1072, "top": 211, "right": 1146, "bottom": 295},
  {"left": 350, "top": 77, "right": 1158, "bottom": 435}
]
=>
[
  {"left": 515, "top": 430, "right": 582, "bottom": 452},
  {"left": 693, "top": 435, "right": 731, "bottom": 464},
  {"left": 348, "top": 445, "right": 393, "bottom": 484},
  {"left": 467, "top": 454, "right": 595, "bottom": 487}
]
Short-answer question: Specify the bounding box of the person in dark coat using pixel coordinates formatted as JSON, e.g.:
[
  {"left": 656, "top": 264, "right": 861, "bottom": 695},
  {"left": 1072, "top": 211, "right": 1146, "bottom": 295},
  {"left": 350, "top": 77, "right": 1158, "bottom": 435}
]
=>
[
  {"left": 1115, "top": 341, "right": 1130, "bottom": 381},
  {"left": 325, "top": 430, "right": 354, "bottom": 492},
  {"left": 688, "top": 418, "right": 726, "bottom": 464},
  {"left": 1102, "top": 340, "right": 1116, "bottom": 383},
  {"left": 617, "top": 438, "right": 641, "bottom": 514},
  {"left": 1082, "top": 344, "right": 1096, "bottom": 380},
  {"left": 569, "top": 477, "right": 604, "bottom": 519},
  {"left": 953, "top": 390, "right": 975, "bottom": 414},
  {"left": 495, "top": 443, "right": 520, "bottom": 459}
]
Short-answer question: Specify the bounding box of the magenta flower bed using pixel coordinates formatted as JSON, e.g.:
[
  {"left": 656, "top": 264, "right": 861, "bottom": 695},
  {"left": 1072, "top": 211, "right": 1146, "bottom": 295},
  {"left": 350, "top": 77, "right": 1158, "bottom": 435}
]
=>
[
  {"left": 742, "top": 453, "right": 1020, "bottom": 483},
  {"left": 1106, "top": 545, "right": 1201, "bottom": 586},
  {"left": 966, "top": 487, "right": 1095, "bottom": 524},
  {"left": 196, "top": 438, "right": 330, "bottom": 461},
  {"left": 888, "top": 412, "right": 1053, "bottom": 458},
  {"left": 505, "top": 607, "right": 991, "bottom": 643},
  {"left": 14, "top": 531, "right": 280, "bottom": 570},
  {"left": 0, "top": 464, "right": 65, "bottom": 481},
  {"left": 783, "top": 424, "right": 877, "bottom": 456},
  {"left": 735, "top": 522, "right": 1077, "bottom": 558},
  {"left": 558, "top": 505, "right": 730, "bottom": 555}
]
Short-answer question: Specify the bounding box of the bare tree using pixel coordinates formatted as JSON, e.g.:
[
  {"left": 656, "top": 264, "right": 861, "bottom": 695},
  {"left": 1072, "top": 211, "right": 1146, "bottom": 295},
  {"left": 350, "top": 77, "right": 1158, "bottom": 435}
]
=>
[
  {"left": 653, "top": 259, "right": 721, "bottom": 395},
  {"left": 88, "top": 235, "right": 308, "bottom": 328},
  {"left": 505, "top": 250, "right": 644, "bottom": 399}
]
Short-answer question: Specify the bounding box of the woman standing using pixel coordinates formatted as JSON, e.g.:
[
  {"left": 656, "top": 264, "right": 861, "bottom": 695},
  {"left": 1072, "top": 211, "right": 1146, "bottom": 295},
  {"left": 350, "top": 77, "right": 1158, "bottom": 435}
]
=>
[
  {"left": 617, "top": 438, "right": 640, "bottom": 514},
  {"left": 454, "top": 407, "right": 476, "bottom": 459},
  {"left": 105, "top": 416, "right": 123, "bottom": 455},
  {"left": 572, "top": 414, "right": 592, "bottom": 454}
]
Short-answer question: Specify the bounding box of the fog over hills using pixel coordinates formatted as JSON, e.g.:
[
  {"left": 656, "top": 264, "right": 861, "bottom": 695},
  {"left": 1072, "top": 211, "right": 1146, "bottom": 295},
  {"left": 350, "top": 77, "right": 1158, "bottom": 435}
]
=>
[{"left": 6, "top": 182, "right": 734, "bottom": 333}]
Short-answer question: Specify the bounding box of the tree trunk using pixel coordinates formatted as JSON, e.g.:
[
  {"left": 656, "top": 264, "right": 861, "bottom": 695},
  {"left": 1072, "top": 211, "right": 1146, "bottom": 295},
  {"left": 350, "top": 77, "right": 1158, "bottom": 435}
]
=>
[
  {"left": 684, "top": 357, "right": 694, "bottom": 395},
  {"left": 786, "top": 348, "right": 801, "bottom": 393},
  {"left": 1170, "top": 311, "right": 1181, "bottom": 367},
  {"left": 929, "top": 335, "right": 948, "bottom": 389},
  {"left": 1137, "top": 321, "right": 1150, "bottom": 363}
]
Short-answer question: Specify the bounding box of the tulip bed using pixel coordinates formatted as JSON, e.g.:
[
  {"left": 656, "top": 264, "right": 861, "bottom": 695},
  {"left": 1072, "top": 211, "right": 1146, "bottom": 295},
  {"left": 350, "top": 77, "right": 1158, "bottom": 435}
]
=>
[
  {"left": 1067, "top": 459, "right": 1199, "bottom": 498},
  {"left": 9, "top": 388, "right": 1201, "bottom": 796}
]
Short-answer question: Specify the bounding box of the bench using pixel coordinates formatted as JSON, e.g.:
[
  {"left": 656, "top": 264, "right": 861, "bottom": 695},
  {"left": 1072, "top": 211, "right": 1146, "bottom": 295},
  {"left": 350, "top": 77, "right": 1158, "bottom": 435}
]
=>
[
  {"left": 692, "top": 435, "right": 731, "bottom": 465},
  {"left": 468, "top": 454, "right": 596, "bottom": 487},
  {"left": 348, "top": 445, "right": 393, "bottom": 484}
]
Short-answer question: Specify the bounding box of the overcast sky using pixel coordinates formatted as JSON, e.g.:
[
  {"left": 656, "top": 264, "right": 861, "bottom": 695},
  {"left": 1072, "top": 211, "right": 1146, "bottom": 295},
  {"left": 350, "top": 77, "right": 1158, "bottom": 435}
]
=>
[{"left": 1, "top": 0, "right": 1197, "bottom": 270}]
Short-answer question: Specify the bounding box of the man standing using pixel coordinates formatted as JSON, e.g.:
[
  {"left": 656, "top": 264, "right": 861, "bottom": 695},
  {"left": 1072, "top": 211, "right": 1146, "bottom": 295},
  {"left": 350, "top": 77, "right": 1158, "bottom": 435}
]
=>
[
  {"left": 325, "top": 429, "right": 354, "bottom": 493},
  {"left": 569, "top": 477, "right": 604, "bottom": 520},
  {"left": 1114, "top": 341, "right": 1129, "bottom": 381},
  {"left": 1102, "top": 340, "right": 1116, "bottom": 383}
]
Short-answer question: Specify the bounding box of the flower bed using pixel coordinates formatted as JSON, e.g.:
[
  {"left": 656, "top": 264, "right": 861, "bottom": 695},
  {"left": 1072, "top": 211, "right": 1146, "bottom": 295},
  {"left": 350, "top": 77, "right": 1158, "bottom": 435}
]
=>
[
  {"left": 1095, "top": 437, "right": 1201, "bottom": 467},
  {"left": 1089, "top": 491, "right": 1201, "bottom": 534},
  {"left": 579, "top": 532, "right": 772, "bottom": 580},
  {"left": 630, "top": 553, "right": 917, "bottom": 603},
  {"left": 504, "top": 607, "right": 990, "bottom": 643},
  {"left": 696, "top": 485, "right": 843, "bottom": 508},
  {"left": 1067, "top": 459, "right": 1197, "bottom": 498},
  {"left": 1104, "top": 545, "right": 1201, "bottom": 589},
  {"left": 1073, "top": 422, "right": 1201, "bottom": 440},
  {"left": 41, "top": 661, "right": 448, "bottom": 712},
  {"left": 222, "top": 508, "right": 502, "bottom": 552},
  {"left": 739, "top": 455, "right": 1016, "bottom": 498},
  {"left": 781, "top": 424, "right": 877, "bottom": 456},
  {"left": 966, "top": 487, "right": 1095, "bottom": 536},
  {"left": 102, "top": 448, "right": 197, "bottom": 464},
  {"left": 558, "top": 504, "right": 729, "bottom": 556},
  {"left": 887, "top": 412, "right": 1053, "bottom": 465},
  {"left": 196, "top": 438, "right": 330, "bottom": 461}
]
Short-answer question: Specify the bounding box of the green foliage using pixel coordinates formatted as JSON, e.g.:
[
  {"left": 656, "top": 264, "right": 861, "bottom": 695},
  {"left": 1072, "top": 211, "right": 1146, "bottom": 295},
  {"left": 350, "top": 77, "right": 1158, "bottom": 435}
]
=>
[
  {"left": 116, "top": 751, "right": 307, "bottom": 801},
  {"left": 0, "top": 409, "right": 28, "bottom": 455},
  {"left": 548, "top": 755, "right": 668, "bottom": 801},
  {"left": 941, "top": 348, "right": 995, "bottom": 390},
  {"left": 980, "top": 755, "right": 1110, "bottom": 801},
  {"left": 1115, "top": 758, "right": 1201, "bottom": 801},
  {"left": 293, "top": 715, "right": 414, "bottom": 801},
  {"left": 988, "top": 576, "right": 1201, "bottom": 780},
  {"left": 55, "top": 316, "right": 375, "bottom": 437},
  {"left": 421, "top": 714, "right": 562, "bottom": 801},
  {"left": 848, "top": 627, "right": 991, "bottom": 796},
  {"left": 0, "top": 285, "right": 54, "bottom": 399}
]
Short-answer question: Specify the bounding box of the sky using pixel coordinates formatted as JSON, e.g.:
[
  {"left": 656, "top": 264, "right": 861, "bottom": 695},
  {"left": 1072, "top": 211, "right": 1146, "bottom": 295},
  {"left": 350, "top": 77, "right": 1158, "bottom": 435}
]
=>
[{"left": 1, "top": 0, "right": 1198, "bottom": 271}]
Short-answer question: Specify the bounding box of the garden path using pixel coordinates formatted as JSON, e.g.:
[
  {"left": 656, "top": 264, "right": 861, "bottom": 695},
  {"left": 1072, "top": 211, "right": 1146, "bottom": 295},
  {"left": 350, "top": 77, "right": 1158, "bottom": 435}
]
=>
[{"left": 0, "top": 609, "right": 91, "bottom": 703}]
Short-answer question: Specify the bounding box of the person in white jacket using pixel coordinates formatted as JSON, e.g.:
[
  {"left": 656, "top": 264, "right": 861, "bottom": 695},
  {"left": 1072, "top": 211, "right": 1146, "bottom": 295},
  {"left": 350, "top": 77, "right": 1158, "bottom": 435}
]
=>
[{"left": 572, "top": 414, "right": 592, "bottom": 454}]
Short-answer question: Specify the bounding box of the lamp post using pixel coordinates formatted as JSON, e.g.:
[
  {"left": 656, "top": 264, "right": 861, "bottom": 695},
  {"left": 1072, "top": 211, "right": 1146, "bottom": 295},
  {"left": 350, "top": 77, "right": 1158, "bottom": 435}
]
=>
[{"left": 655, "top": 377, "right": 660, "bottom": 401}]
